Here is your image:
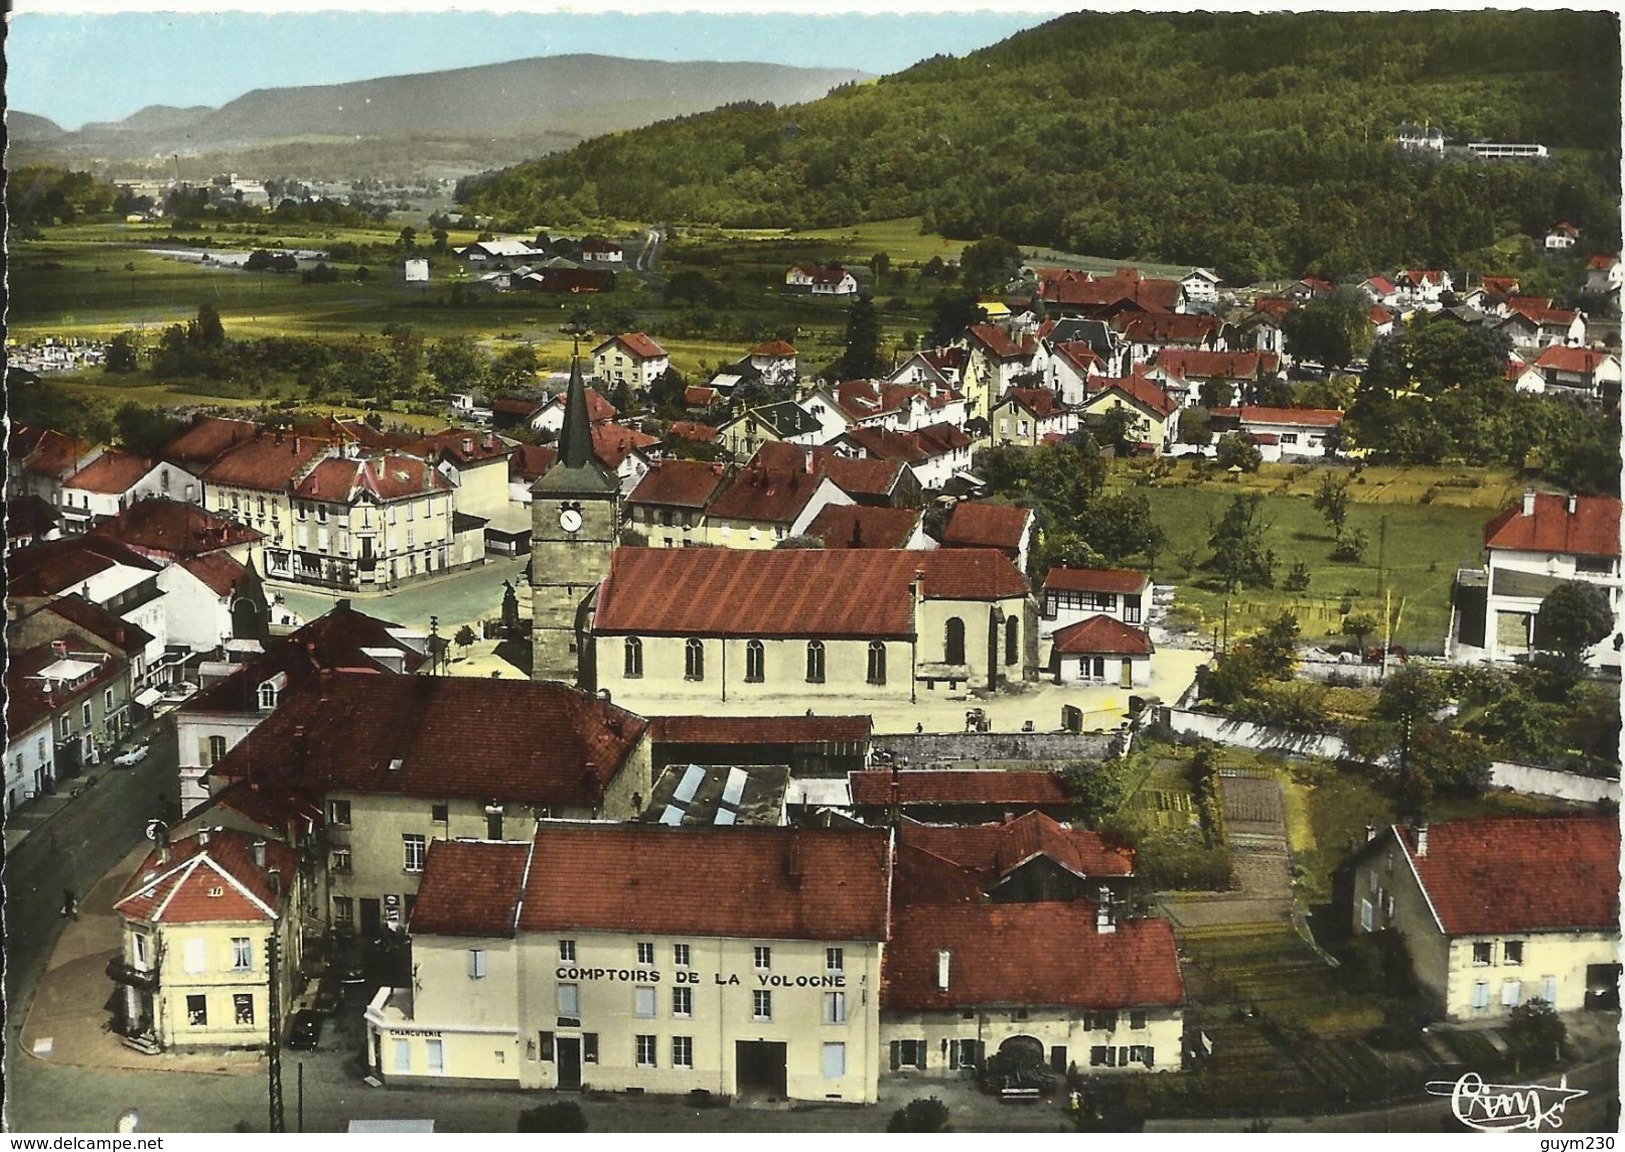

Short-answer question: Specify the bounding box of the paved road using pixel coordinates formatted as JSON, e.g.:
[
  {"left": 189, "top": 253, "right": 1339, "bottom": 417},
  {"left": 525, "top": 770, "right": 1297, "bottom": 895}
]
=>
[
  {"left": 270, "top": 556, "right": 529, "bottom": 636},
  {"left": 3, "top": 719, "right": 179, "bottom": 1101}
]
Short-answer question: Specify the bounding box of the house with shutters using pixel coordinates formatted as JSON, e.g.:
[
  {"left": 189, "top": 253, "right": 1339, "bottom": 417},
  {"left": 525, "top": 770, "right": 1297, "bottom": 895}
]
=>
[
  {"left": 7, "top": 424, "right": 104, "bottom": 511},
  {"left": 963, "top": 324, "right": 1037, "bottom": 421},
  {"left": 1146, "top": 349, "right": 1284, "bottom": 410},
  {"left": 107, "top": 827, "right": 304, "bottom": 1052},
  {"left": 1080, "top": 376, "right": 1181, "bottom": 454},
  {"left": 718, "top": 401, "right": 826, "bottom": 458},
  {"left": 1343, "top": 816, "right": 1620, "bottom": 1021},
  {"left": 989, "top": 387, "right": 1076, "bottom": 448},
  {"left": 1513, "top": 345, "right": 1621, "bottom": 402},
  {"left": 589, "top": 547, "right": 1036, "bottom": 711},
  {"left": 626, "top": 459, "right": 730, "bottom": 548},
  {"left": 4, "top": 631, "right": 130, "bottom": 800},
  {"left": 1044, "top": 340, "right": 1111, "bottom": 407},
  {"left": 1179, "top": 268, "right": 1222, "bottom": 308},
  {"left": 591, "top": 333, "right": 669, "bottom": 392},
  {"left": 1497, "top": 302, "right": 1588, "bottom": 351},
  {"left": 832, "top": 423, "right": 973, "bottom": 493},
  {"left": 205, "top": 673, "right": 652, "bottom": 937}
]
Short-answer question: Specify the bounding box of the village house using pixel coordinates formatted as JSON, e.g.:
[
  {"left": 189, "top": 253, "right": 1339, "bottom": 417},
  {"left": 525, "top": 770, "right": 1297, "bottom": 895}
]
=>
[
  {"left": 591, "top": 332, "right": 669, "bottom": 392},
  {"left": 1179, "top": 268, "right": 1222, "bottom": 309},
  {"left": 1513, "top": 345, "right": 1622, "bottom": 402},
  {"left": 1584, "top": 254, "right": 1622, "bottom": 296},
  {"left": 5, "top": 631, "right": 131, "bottom": 786},
  {"left": 1498, "top": 302, "right": 1588, "bottom": 350},
  {"left": 1145, "top": 349, "right": 1283, "bottom": 410},
  {"left": 580, "top": 239, "right": 624, "bottom": 265},
  {"left": 1046, "top": 614, "right": 1154, "bottom": 687},
  {"left": 455, "top": 238, "right": 547, "bottom": 267},
  {"left": 367, "top": 825, "right": 890, "bottom": 1101},
  {"left": 407, "top": 429, "right": 515, "bottom": 523},
  {"left": 1080, "top": 376, "right": 1181, "bottom": 454},
  {"left": 718, "top": 401, "right": 826, "bottom": 458},
  {"left": 832, "top": 423, "right": 973, "bottom": 493},
  {"left": 963, "top": 324, "right": 1037, "bottom": 420},
  {"left": 8, "top": 495, "right": 63, "bottom": 552},
  {"left": 989, "top": 387, "right": 1076, "bottom": 449},
  {"left": 1369, "top": 305, "right": 1398, "bottom": 340},
  {"left": 1467, "top": 490, "right": 1622, "bottom": 668},
  {"left": 886, "top": 347, "right": 967, "bottom": 394},
  {"left": 57, "top": 451, "right": 204, "bottom": 535},
  {"left": 198, "top": 430, "right": 330, "bottom": 576},
  {"left": 1343, "top": 816, "right": 1620, "bottom": 1021},
  {"left": 1035, "top": 268, "right": 1184, "bottom": 321},
  {"left": 89, "top": 498, "right": 261, "bottom": 566},
  {"left": 700, "top": 443, "right": 854, "bottom": 548},
  {"left": 1394, "top": 269, "right": 1453, "bottom": 309},
  {"left": 1236, "top": 298, "right": 1292, "bottom": 358},
  {"left": 206, "top": 673, "right": 652, "bottom": 938},
  {"left": 1544, "top": 222, "right": 1580, "bottom": 251},
  {"left": 1358, "top": 275, "right": 1400, "bottom": 307},
  {"left": 1114, "top": 312, "right": 1225, "bottom": 369},
  {"left": 939, "top": 501, "right": 1035, "bottom": 575},
  {"left": 1040, "top": 568, "right": 1152, "bottom": 636},
  {"left": 809, "top": 450, "right": 923, "bottom": 509},
  {"left": 1284, "top": 276, "right": 1336, "bottom": 304},
  {"left": 7, "top": 424, "right": 104, "bottom": 511},
  {"left": 626, "top": 459, "right": 729, "bottom": 548},
  {"left": 1044, "top": 340, "right": 1110, "bottom": 407},
  {"left": 108, "top": 828, "right": 304, "bottom": 1053},
  {"left": 588, "top": 547, "right": 1036, "bottom": 709},
  {"left": 804, "top": 504, "right": 931, "bottom": 551},
  {"left": 785, "top": 262, "right": 859, "bottom": 296},
  {"left": 746, "top": 340, "right": 800, "bottom": 388},
  {"left": 530, "top": 386, "right": 618, "bottom": 437},
  {"left": 1207, "top": 406, "right": 1343, "bottom": 460}
]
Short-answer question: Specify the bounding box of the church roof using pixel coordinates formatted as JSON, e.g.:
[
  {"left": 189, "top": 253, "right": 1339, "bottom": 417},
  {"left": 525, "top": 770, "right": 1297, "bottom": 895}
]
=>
[{"left": 533, "top": 354, "right": 619, "bottom": 497}]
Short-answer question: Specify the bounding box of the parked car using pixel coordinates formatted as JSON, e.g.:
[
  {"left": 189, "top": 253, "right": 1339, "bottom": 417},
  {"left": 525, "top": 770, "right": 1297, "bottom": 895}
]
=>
[
  {"left": 287, "top": 1010, "right": 322, "bottom": 1051},
  {"left": 112, "top": 742, "right": 150, "bottom": 768}
]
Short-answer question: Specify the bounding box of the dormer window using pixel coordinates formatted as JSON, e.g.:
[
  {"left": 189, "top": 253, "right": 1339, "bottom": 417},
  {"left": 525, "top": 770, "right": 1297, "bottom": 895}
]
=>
[{"left": 257, "top": 672, "right": 287, "bottom": 713}]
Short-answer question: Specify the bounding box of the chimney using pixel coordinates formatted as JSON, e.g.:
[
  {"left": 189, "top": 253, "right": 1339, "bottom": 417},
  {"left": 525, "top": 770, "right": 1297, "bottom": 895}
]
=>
[
  {"left": 787, "top": 839, "right": 803, "bottom": 886},
  {"left": 1567, "top": 493, "right": 1577, "bottom": 515},
  {"left": 198, "top": 830, "right": 211, "bottom": 847},
  {"left": 1096, "top": 886, "right": 1116, "bottom": 934},
  {"left": 1414, "top": 823, "right": 1429, "bottom": 857},
  {"left": 1522, "top": 488, "right": 1536, "bottom": 516},
  {"left": 463, "top": 437, "right": 475, "bottom": 455},
  {"left": 936, "top": 949, "right": 951, "bottom": 991},
  {"left": 335, "top": 598, "right": 351, "bottom": 613},
  {"left": 251, "top": 839, "right": 266, "bottom": 869},
  {"left": 1364, "top": 824, "right": 1376, "bottom": 842},
  {"left": 293, "top": 437, "right": 302, "bottom": 454}
]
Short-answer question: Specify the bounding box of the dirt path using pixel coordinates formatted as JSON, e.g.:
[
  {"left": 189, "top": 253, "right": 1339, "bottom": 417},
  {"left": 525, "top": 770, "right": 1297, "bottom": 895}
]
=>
[{"left": 1161, "top": 770, "right": 1293, "bottom": 929}]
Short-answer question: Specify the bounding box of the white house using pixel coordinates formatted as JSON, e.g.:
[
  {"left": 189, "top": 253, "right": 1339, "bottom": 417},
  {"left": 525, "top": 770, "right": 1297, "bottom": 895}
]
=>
[
  {"left": 1584, "top": 254, "right": 1622, "bottom": 295},
  {"left": 1545, "top": 222, "right": 1580, "bottom": 252},
  {"left": 1179, "top": 268, "right": 1222, "bottom": 308},
  {"left": 1047, "top": 614, "right": 1154, "bottom": 687},
  {"left": 1040, "top": 568, "right": 1152, "bottom": 638},
  {"left": 59, "top": 451, "right": 203, "bottom": 534},
  {"left": 785, "top": 263, "right": 858, "bottom": 296},
  {"left": 590, "top": 333, "right": 669, "bottom": 392},
  {"left": 1514, "top": 346, "right": 1621, "bottom": 401}
]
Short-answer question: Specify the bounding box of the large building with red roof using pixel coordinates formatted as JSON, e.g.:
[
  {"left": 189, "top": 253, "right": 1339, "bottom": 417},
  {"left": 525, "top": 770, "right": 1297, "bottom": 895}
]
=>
[
  {"left": 1346, "top": 816, "right": 1620, "bottom": 1020},
  {"left": 589, "top": 547, "right": 1035, "bottom": 708},
  {"left": 58, "top": 450, "right": 203, "bottom": 534},
  {"left": 590, "top": 331, "right": 670, "bottom": 392}
]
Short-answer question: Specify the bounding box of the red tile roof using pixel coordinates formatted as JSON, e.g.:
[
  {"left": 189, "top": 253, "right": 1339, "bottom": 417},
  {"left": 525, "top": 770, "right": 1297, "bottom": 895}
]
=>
[
  {"left": 7, "top": 494, "right": 61, "bottom": 540},
  {"left": 666, "top": 420, "right": 719, "bottom": 444},
  {"left": 812, "top": 451, "right": 908, "bottom": 500},
  {"left": 942, "top": 501, "right": 1032, "bottom": 552},
  {"left": 1052, "top": 341, "right": 1105, "bottom": 374},
  {"left": 851, "top": 771, "right": 1070, "bottom": 809},
  {"left": 1051, "top": 614, "right": 1153, "bottom": 657},
  {"left": 293, "top": 454, "right": 452, "bottom": 502},
  {"left": 998, "top": 387, "right": 1064, "bottom": 420},
  {"left": 517, "top": 824, "right": 891, "bottom": 941},
  {"left": 843, "top": 422, "right": 970, "bottom": 465},
  {"left": 789, "top": 262, "right": 854, "bottom": 287},
  {"left": 20, "top": 429, "right": 99, "bottom": 479},
  {"left": 683, "top": 386, "right": 718, "bottom": 408},
  {"left": 116, "top": 828, "right": 298, "bottom": 925},
  {"left": 1370, "top": 305, "right": 1395, "bottom": 325},
  {"left": 179, "top": 552, "right": 248, "bottom": 597},
  {"left": 648, "top": 714, "right": 872, "bottom": 746},
  {"left": 1505, "top": 304, "right": 1580, "bottom": 329},
  {"left": 91, "top": 498, "right": 261, "bottom": 559},
  {"left": 1211, "top": 405, "right": 1344, "bottom": 428},
  {"left": 1481, "top": 275, "right": 1521, "bottom": 296},
  {"left": 41, "top": 594, "right": 154, "bottom": 657},
  {"left": 600, "top": 331, "right": 667, "bottom": 361},
  {"left": 750, "top": 340, "right": 797, "bottom": 357},
  {"left": 209, "top": 673, "right": 647, "bottom": 808},
  {"left": 509, "top": 443, "right": 558, "bottom": 482},
  {"left": 1038, "top": 271, "right": 1181, "bottom": 313},
  {"left": 1088, "top": 375, "right": 1177, "bottom": 419},
  {"left": 201, "top": 433, "right": 330, "bottom": 492},
  {"left": 805, "top": 504, "right": 922, "bottom": 550},
  {"left": 542, "top": 387, "right": 618, "bottom": 424},
  {"left": 705, "top": 442, "right": 830, "bottom": 526},
  {"left": 1154, "top": 349, "right": 1274, "bottom": 381},
  {"left": 1394, "top": 816, "right": 1620, "bottom": 935},
  {"left": 1250, "top": 297, "right": 1294, "bottom": 320},
  {"left": 8, "top": 535, "right": 160, "bottom": 598},
  {"left": 410, "top": 841, "right": 531, "bottom": 937},
  {"left": 593, "top": 548, "right": 1027, "bottom": 638},
  {"left": 911, "top": 422, "right": 973, "bottom": 457},
  {"left": 1531, "top": 345, "right": 1613, "bottom": 374},
  {"left": 1116, "top": 312, "right": 1222, "bottom": 345},
  {"left": 5, "top": 634, "right": 125, "bottom": 734},
  {"left": 967, "top": 324, "right": 1029, "bottom": 360},
  {"left": 591, "top": 423, "right": 659, "bottom": 470},
  {"left": 883, "top": 903, "right": 1182, "bottom": 1011},
  {"left": 492, "top": 396, "right": 545, "bottom": 419},
  {"left": 1483, "top": 492, "right": 1621, "bottom": 558},
  {"left": 1364, "top": 275, "right": 1397, "bottom": 295},
  {"left": 201, "top": 779, "right": 324, "bottom": 839},
  {"left": 1044, "top": 567, "right": 1150, "bottom": 595},
  {"left": 628, "top": 459, "right": 728, "bottom": 508},
  {"left": 409, "top": 428, "right": 514, "bottom": 467},
  {"left": 63, "top": 449, "right": 156, "bottom": 495}
]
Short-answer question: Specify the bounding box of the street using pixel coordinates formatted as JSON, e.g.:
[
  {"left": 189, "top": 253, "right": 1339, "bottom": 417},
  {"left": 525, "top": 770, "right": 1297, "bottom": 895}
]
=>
[{"left": 268, "top": 555, "right": 529, "bottom": 637}]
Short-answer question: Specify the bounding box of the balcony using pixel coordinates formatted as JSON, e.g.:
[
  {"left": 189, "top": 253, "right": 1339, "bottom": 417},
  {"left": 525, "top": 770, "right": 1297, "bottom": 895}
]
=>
[{"left": 106, "top": 957, "right": 159, "bottom": 992}]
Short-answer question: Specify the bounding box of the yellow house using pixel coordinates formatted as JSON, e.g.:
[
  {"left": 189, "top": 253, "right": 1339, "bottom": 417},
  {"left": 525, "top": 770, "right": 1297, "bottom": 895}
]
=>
[
  {"left": 109, "top": 827, "right": 302, "bottom": 1051},
  {"left": 205, "top": 672, "right": 652, "bottom": 940},
  {"left": 368, "top": 825, "right": 891, "bottom": 1103},
  {"left": 1346, "top": 817, "right": 1621, "bottom": 1021},
  {"left": 1080, "top": 375, "right": 1181, "bottom": 455},
  {"left": 587, "top": 547, "right": 1036, "bottom": 710}
]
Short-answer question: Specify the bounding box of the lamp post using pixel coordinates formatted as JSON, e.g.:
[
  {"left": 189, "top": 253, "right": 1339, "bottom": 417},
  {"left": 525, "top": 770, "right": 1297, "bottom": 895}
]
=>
[{"left": 429, "top": 615, "right": 442, "bottom": 675}]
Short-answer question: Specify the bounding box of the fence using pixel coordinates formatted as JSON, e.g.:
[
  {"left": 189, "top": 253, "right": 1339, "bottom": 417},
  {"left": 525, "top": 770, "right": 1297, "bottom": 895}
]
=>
[{"left": 1489, "top": 761, "right": 1620, "bottom": 804}]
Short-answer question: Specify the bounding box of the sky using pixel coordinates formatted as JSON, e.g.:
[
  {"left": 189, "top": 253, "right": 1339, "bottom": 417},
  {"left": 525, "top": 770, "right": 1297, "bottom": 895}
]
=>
[{"left": 6, "top": 6, "right": 1067, "bottom": 130}]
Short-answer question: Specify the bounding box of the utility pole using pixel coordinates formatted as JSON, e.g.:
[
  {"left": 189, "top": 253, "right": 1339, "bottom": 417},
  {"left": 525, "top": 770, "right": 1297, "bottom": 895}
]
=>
[{"left": 267, "top": 935, "right": 286, "bottom": 1133}]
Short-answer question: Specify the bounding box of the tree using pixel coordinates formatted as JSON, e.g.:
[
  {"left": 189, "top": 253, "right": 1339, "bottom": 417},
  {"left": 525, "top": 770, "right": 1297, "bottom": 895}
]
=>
[
  {"left": 957, "top": 235, "right": 1023, "bottom": 293},
  {"left": 838, "top": 295, "right": 883, "bottom": 379},
  {"left": 1505, "top": 999, "right": 1566, "bottom": 1072},
  {"left": 869, "top": 251, "right": 891, "bottom": 279},
  {"left": 492, "top": 344, "right": 539, "bottom": 389},
  {"left": 1206, "top": 493, "right": 1276, "bottom": 591},
  {"left": 454, "top": 624, "right": 477, "bottom": 658},
  {"left": 1280, "top": 290, "right": 1370, "bottom": 368},
  {"left": 1214, "top": 433, "right": 1262, "bottom": 472},
  {"left": 193, "top": 303, "right": 226, "bottom": 347},
  {"left": 1331, "top": 526, "right": 1368, "bottom": 563},
  {"left": 398, "top": 226, "right": 418, "bottom": 252},
  {"left": 425, "top": 335, "right": 490, "bottom": 393},
  {"left": 105, "top": 332, "right": 139, "bottom": 374},
  {"left": 1341, "top": 612, "right": 1380, "bottom": 650},
  {"left": 926, "top": 293, "right": 988, "bottom": 347},
  {"left": 1536, "top": 580, "right": 1614, "bottom": 671},
  {"left": 1312, "top": 473, "right": 1352, "bottom": 540},
  {"left": 1283, "top": 558, "right": 1311, "bottom": 592},
  {"left": 888, "top": 1097, "right": 950, "bottom": 1133},
  {"left": 1062, "top": 760, "right": 1127, "bottom": 827},
  {"left": 113, "top": 404, "right": 185, "bottom": 456}
]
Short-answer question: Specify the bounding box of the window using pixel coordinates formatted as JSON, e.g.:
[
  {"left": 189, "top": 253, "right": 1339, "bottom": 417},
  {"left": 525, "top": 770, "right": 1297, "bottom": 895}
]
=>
[
  {"left": 468, "top": 950, "right": 487, "bottom": 980},
  {"left": 328, "top": 799, "right": 351, "bottom": 827},
  {"left": 258, "top": 681, "right": 277, "bottom": 710},
  {"left": 636, "top": 941, "right": 655, "bottom": 965},
  {"left": 822, "top": 1042, "right": 846, "bottom": 1079},
  {"left": 234, "top": 994, "right": 254, "bottom": 1025},
  {"left": 331, "top": 847, "right": 352, "bottom": 874},
  {"left": 402, "top": 834, "right": 426, "bottom": 873},
  {"left": 805, "top": 640, "right": 825, "bottom": 683},
  {"left": 105, "top": 688, "right": 115, "bottom": 711},
  {"left": 231, "top": 937, "right": 252, "bottom": 972},
  {"left": 891, "top": 1039, "right": 925, "bottom": 1070},
  {"left": 1090, "top": 1046, "right": 1113, "bottom": 1068},
  {"left": 944, "top": 617, "right": 966, "bottom": 664},
  {"left": 132, "top": 933, "right": 150, "bottom": 971},
  {"left": 1473, "top": 941, "right": 1494, "bottom": 966},
  {"left": 866, "top": 642, "right": 886, "bottom": 685},
  {"left": 672, "top": 986, "right": 693, "bottom": 1018},
  {"left": 183, "top": 938, "right": 206, "bottom": 974},
  {"left": 826, "top": 947, "right": 844, "bottom": 976},
  {"left": 1504, "top": 940, "right": 1524, "bottom": 966},
  {"left": 754, "top": 946, "right": 772, "bottom": 971},
  {"left": 823, "top": 991, "right": 846, "bottom": 1024},
  {"left": 752, "top": 990, "right": 772, "bottom": 1021},
  {"left": 684, "top": 639, "right": 705, "bottom": 681},
  {"left": 673, "top": 943, "right": 691, "bottom": 968},
  {"left": 634, "top": 986, "right": 656, "bottom": 1018},
  {"left": 393, "top": 1039, "right": 410, "bottom": 1073},
  {"left": 426, "top": 1038, "right": 444, "bottom": 1075},
  {"left": 430, "top": 803, "right": 449, "bottom": 824},
  {"left": 1501, "top": 980, "right": 1523, "bottom": 1008},
  {"left": 1005, "top": 617, "right": 1019, "bottom": 666},
  {"left": 1368, "top": 870, "right": 1379, "bottom": 894},
  {"left": 635, "top": 1034, "right": 657, "bottom": 1068},
  {"left": 83, "top": 702, "right": 94, "bottom": 726},
  {"left": 672, "top": 1036, "right": 694, "bottom": 1068},
  {"left": 61, "top": 716, "right": 72, "bottom": 739},
  {"left": 1130, "top": 1010, "right": 1147, "bottom": 1031},
  {"left": 1360, "top": 898, "right": 1374, "bottom": 933},
  {"left": 559, "top": 940, "right": 576, "bottom": 962},
  {"left": 187, "top": 995, "right": 208, "bottom": 1027},
  {"left": 557, "top": 983, "right": 580, "bottom": 1019},
  {"left": 333, "top": 897, "right": 354, "bottom": 928},
  {"left": 1471, "top": 981, "right": 1491, "bottom": 1010},
  {"left": 624, "top": 637, "right": 643, "bottom": 679},
  {"left": 1085, "top": 1010, "right": 1118, "bottom": 1032},
  {"left": 745, "top": 640, "right": 765, "bottom": 683}
]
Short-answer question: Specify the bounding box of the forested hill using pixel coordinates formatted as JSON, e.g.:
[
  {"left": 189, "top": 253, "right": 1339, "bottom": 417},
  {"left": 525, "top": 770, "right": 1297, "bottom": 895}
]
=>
[{"left": 463, "top": 10, "right": 1621, "bottom": 281}]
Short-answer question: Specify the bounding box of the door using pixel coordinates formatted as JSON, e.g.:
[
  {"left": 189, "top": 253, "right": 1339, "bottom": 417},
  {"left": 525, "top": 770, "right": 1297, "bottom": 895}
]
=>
[
  {"left": 557, "top": 1037, "right": 583, "bottom": 1090},
  {"left": 360, "top": 898, "right": 381, "bottom": 937},
  {"left": 1120, "top": 658, "right": 1133, "bottom": 688},
  {"left": 736, "top": 1041, "right": 788, "bottom": 1098}
]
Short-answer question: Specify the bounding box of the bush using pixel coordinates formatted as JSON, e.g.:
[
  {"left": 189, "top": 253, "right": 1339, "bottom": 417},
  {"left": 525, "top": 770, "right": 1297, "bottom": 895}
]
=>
[
  {"left": 888, "top": 1096, "right": 950, "bottom": 1133},
  {"left": 518, "top": 1101, "right": 588, "bottom": 1132}
]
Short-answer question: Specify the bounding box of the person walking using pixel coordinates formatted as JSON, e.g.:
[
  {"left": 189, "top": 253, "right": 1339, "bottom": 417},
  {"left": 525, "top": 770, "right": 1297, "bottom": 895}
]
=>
[{"left": 61, "top": 888, "right": 78, "bottom": 920}]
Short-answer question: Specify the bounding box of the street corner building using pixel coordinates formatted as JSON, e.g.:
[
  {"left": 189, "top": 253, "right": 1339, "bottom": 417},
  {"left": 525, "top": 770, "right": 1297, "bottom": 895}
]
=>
[
  {"left": 364, "top": 819, "right": 1185, "bottom": 1103},
  {"left": 1342, "top": 814, "right": 1621, "bottom": 1022}
]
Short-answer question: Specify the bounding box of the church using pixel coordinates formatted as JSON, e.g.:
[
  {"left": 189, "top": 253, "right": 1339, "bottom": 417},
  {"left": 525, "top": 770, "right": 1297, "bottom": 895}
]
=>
[{"left": 529, "top": 357, "right": 1039, "bottom": 703}]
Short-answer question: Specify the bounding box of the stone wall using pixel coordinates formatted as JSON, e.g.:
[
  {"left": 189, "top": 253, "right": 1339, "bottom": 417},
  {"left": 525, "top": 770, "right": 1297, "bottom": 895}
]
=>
[{"left": 872, "top": 730, "right": 1118, "bottom": 765}]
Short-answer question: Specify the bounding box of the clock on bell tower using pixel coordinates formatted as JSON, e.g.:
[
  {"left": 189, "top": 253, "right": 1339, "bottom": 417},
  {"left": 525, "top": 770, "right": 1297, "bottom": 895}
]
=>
[{"left": 530, "top": 353, "right": 619, "bottom": 687}]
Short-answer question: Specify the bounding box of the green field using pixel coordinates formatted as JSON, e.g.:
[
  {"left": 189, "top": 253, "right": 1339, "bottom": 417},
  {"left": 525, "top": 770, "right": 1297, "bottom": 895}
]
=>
[{"left": 1120, "top": 462, "right": 1524, "bottom": 651}]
